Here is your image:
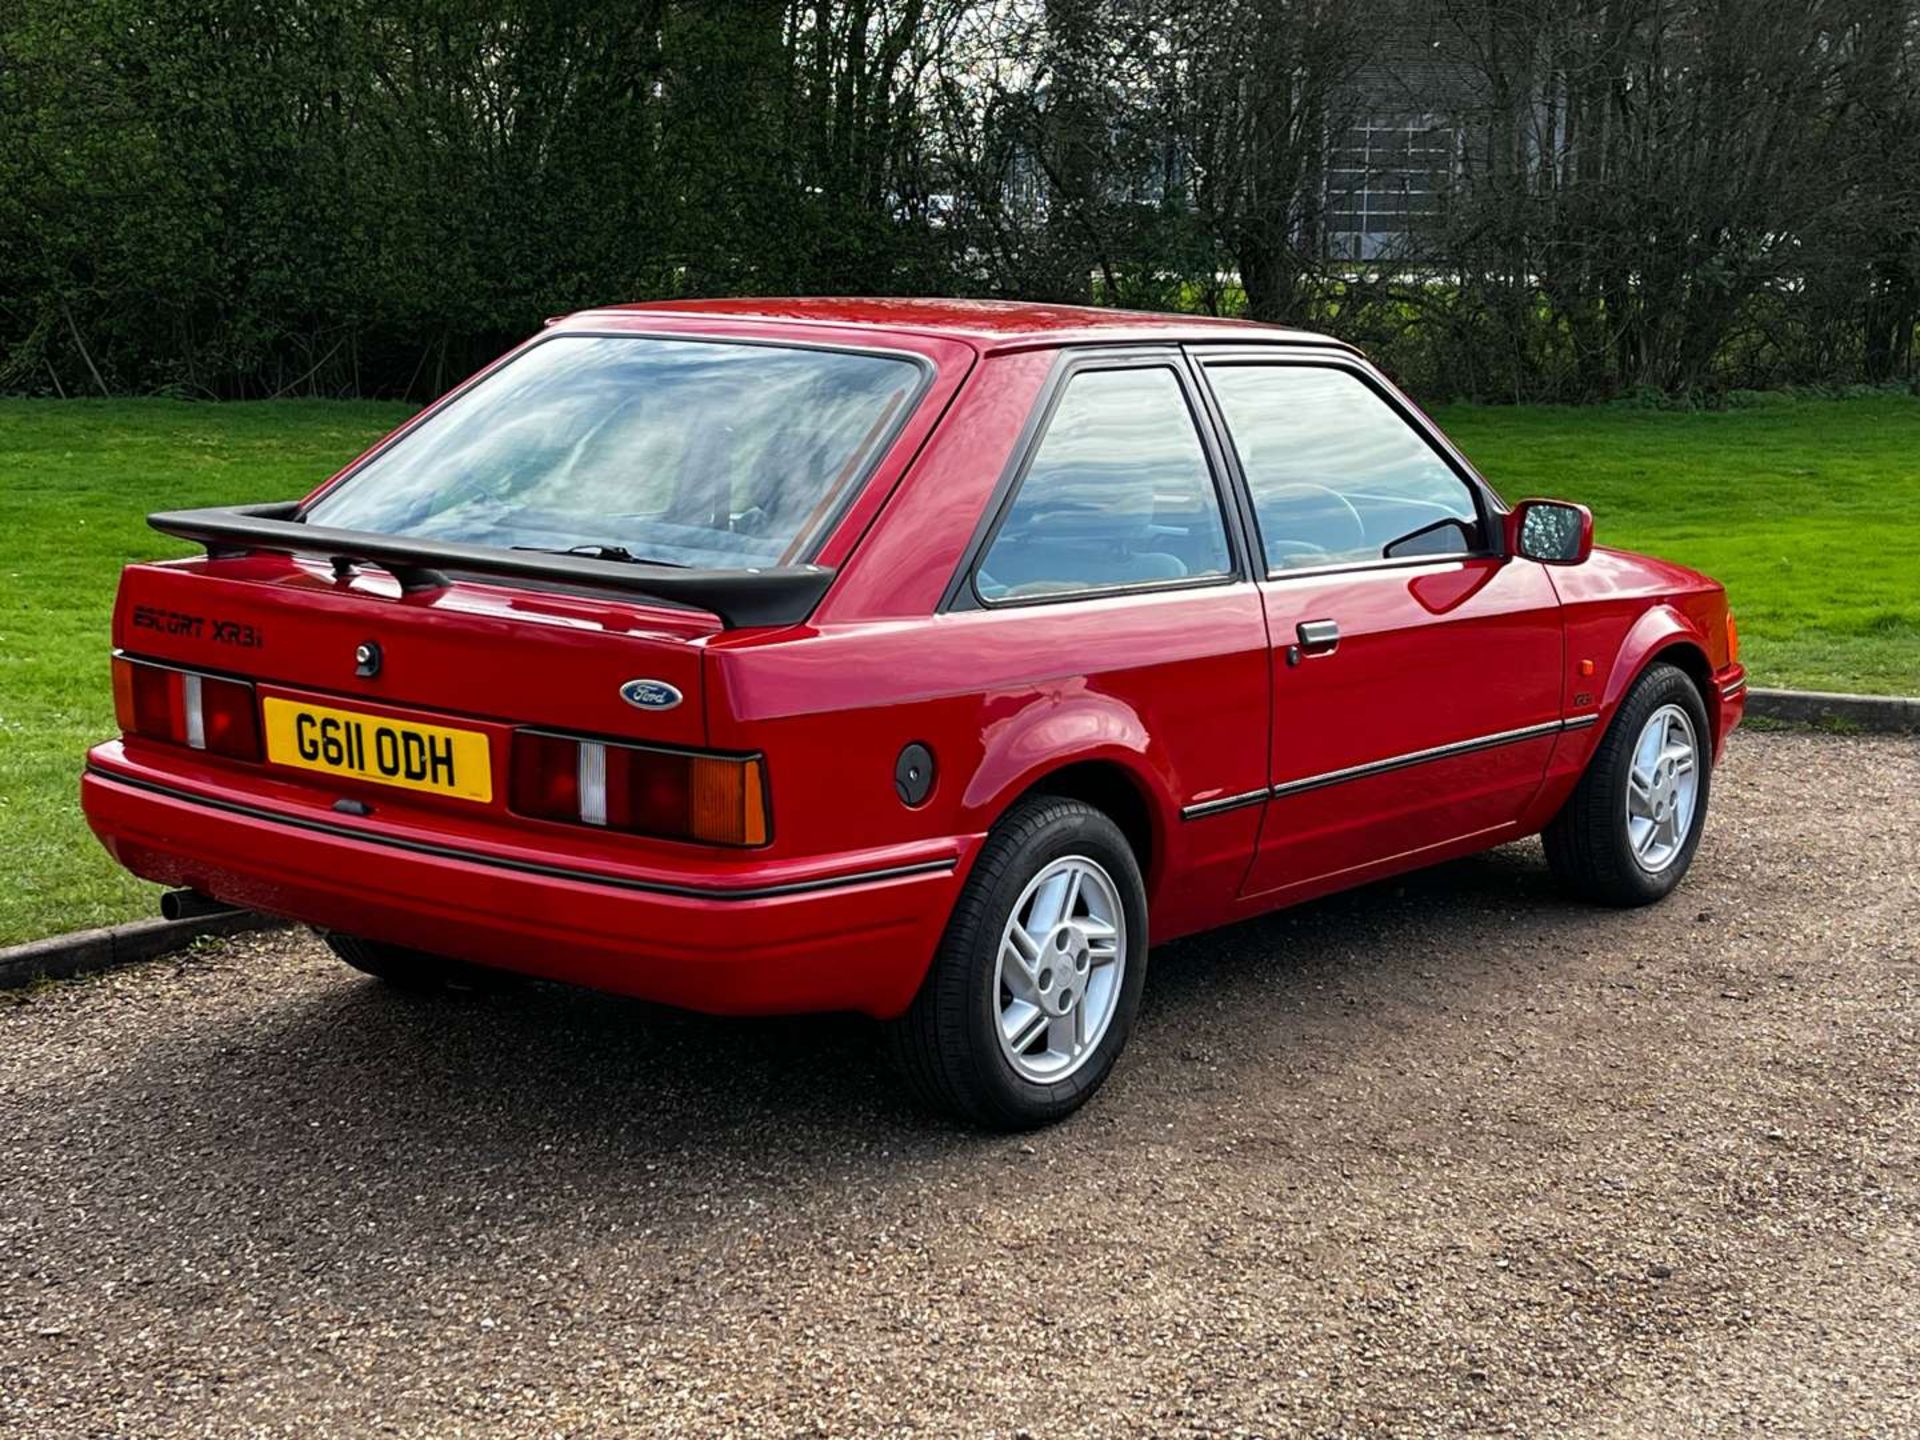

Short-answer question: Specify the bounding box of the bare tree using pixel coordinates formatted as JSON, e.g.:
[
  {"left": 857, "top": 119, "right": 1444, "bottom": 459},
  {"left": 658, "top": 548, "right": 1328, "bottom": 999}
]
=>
[{"left": 1161, "top": 0, "right": 1382, "bottom": 325}]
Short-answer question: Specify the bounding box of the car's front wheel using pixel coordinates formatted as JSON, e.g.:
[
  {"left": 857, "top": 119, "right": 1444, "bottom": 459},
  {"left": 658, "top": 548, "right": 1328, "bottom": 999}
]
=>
[
  {"left": 1544, "top": 661, "right": 1713, "bottom": 906},
  {"left": 888, "top": 795, "right": 1148, "bottom": 1129}
]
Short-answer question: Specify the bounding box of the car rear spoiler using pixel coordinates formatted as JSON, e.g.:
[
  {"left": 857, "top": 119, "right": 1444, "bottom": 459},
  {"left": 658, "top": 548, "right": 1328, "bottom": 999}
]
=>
[{"left": 146, "top": 502, "right": 834, "bottom": 629}]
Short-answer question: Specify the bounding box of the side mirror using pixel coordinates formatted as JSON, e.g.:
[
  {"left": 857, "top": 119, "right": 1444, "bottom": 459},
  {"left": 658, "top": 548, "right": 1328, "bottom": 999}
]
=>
[{"left": 1506, "top": 499, "right": 1593, "bottom": 565}]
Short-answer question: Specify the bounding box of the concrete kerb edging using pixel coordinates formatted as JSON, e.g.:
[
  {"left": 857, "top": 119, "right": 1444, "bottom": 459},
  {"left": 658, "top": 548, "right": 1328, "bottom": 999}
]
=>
[
  {"left": 5, "top": 685, "right": 1911, "bottom": 992},
  {"left": 0, "top": 909, "right": 290, "bottom": 991},
  {"left": 1744, "top": 687, "right": 1920, "bottom": 733}
]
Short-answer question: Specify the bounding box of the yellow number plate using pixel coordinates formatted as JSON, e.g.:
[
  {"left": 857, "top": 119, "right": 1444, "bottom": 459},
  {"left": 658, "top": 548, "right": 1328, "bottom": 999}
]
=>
[{"left": 262, "top": 697, "right": 492, "bottom": 802}]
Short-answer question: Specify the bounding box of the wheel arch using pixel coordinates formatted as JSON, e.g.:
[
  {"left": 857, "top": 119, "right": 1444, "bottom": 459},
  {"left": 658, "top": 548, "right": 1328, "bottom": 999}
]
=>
[
  {"left": 957, "top": 681, "right": 1184, "bottom": 884},
  {"left": 1004, "top": 758, "right": 1160, "bottom": 880},
  {"left": 964, "top": 739, "right": 1173, "bottom": 901},
  {"left": 1602, "top": 605, "right": 1718, "bottom": 736},
  {"left": 1647, "top": 639, "right": 1716, "bottom": 726}
]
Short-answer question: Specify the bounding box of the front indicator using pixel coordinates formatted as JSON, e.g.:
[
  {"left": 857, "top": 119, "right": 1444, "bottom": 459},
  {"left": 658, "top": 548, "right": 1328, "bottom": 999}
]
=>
[
  {"left": 1726, "top": 610, "right": 1740, "bottom": 664},
  {"left": 113, "top": 655, "right": 263, "bottom": 761},
  {"left": 510, "top": 730, "right": 769, "bottom": 847}
]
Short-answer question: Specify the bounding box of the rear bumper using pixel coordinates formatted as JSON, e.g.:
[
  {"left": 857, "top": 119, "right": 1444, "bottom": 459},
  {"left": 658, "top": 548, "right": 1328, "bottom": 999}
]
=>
[
  {"left": 82, "top": 746, "right": 967, "bottom": 1018},
  {"left": 1714, "top": 662, "right": 1747, "bottom": 758}
]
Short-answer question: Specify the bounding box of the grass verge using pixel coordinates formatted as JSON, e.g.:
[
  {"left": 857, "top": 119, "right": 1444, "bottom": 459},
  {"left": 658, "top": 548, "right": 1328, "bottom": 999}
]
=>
[
  {"left": 0, "top": 399, "right": 409, "bottom": 945},
  {"left": 1437, "top": 393, "right": 1920, "bottom": 695}
]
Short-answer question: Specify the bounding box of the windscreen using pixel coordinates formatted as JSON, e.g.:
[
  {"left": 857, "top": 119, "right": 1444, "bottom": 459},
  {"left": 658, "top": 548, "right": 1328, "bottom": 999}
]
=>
[{"left": 304, "top": 335, "right": 924, "bottom": 569}]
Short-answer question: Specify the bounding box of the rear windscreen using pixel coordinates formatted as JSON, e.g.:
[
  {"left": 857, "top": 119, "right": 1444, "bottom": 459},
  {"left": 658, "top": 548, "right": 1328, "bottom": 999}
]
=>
[{"left": 304, "top": 335, "right": 925, "bottom": 569}]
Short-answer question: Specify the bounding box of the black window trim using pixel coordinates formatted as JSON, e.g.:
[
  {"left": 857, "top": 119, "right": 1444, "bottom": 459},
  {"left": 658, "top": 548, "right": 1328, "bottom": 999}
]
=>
[
  {"left": 1186, "top": 345, "right": 1510, "bottom": 584},
  {"left": 940, "top": 345, "right": 1257, "bottom": 614},
  {"left": 298, "top": 328, "right": 939, "bottom": 570}
]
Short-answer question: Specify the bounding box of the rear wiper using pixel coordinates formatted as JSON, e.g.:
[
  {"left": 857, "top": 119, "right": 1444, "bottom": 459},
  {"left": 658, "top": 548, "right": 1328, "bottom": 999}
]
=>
[{"left": 511, "top": 543, "right": 684, "bottom": 568}]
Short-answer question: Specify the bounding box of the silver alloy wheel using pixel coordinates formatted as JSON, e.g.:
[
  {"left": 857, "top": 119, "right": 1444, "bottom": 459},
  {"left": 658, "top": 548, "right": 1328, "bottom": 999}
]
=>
[
  {"left": 994, "top": 855, "right": 1126, "bottom": 1083},
  {"left": 1625, "top": 702, "right": 1700, "bottom": 873}
]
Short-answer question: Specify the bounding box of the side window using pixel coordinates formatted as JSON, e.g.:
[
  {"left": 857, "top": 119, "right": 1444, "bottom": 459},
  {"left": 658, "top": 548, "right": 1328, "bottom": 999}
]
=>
[
  {"left": 1206, "top": 365, "right": 1484, "bottom": 571},
  {"left": 976, "top": 367, "right": 1232, "bottom": 601}
]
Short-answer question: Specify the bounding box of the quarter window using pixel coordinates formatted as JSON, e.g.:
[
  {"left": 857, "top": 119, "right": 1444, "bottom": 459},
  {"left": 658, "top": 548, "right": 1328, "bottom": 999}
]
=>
[
  {"left": 976, "top": 368, "right": 1232, "bottom": 601},
  {"left": 1206, "top": 365, "right": 1483, "bottom": 571}
]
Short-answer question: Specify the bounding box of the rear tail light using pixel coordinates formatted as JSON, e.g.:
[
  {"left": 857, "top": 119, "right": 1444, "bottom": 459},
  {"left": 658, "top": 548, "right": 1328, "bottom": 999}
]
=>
[
  {"left": 112, "top": 655, "right": 263, "bottom": 761},
  {"left": 510, "top": 730, "right": 769, "bottom": 846}
]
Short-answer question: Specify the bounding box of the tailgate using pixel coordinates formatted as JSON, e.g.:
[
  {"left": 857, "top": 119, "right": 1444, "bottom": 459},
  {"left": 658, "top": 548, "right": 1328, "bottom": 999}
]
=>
[{"left": 114, "top": 554, "right": 715, "bottom": 750}]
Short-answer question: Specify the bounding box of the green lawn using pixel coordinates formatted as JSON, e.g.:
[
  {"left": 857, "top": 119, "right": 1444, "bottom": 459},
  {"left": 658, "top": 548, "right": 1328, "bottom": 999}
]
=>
[
  {"left": 1436, "top": 395, "right": 1920, "bottom": 697},
  {"left": 0, "top": 399, "right": 411, "bottom": 946},
  {"left": 2, "top": 393, "right": 1916, "bottom": 946}
]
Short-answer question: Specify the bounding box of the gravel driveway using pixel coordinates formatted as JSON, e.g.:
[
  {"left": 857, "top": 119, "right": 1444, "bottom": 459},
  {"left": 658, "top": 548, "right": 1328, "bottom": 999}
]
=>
[{"left": 3, "top": 730, "right": 1915, "bottom": 1438}]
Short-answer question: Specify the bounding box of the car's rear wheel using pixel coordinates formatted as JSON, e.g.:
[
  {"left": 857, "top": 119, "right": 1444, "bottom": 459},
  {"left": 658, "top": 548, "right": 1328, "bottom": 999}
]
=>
[
  {"left": 1544, "top": 661, "right": 1713, "bottom": 906},
  {"left": 888, "top": 795, "right": 1148, "bottom": 1129},
  {"left": 322, "top": 932, "right": 511, "bottom": 992}
]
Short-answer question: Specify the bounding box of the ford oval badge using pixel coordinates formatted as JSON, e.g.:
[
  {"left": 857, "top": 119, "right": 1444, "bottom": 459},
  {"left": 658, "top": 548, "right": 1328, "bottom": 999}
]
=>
[{"left": 620, "top": 678, "right": 683, "bottom": 712}]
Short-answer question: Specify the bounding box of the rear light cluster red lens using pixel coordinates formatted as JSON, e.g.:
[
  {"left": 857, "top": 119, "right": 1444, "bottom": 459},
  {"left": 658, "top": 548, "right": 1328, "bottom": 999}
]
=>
[
  {"left": 112, "top": 655, "right": 262, "bottom": 761},
  {"left": 510, "top": 731, "right": 769, "bottom": 847}
]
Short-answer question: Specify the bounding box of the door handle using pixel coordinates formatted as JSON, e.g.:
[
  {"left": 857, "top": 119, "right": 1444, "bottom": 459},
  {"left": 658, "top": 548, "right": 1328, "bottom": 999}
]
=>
[{"left": 1287, "top": 619, "right": 1339, "bottom": 667}]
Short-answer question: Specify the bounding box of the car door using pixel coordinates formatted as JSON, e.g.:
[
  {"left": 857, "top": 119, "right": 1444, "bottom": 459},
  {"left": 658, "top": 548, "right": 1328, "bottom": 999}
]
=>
[
  {"left": 1192, "top": 352, "right": 1567, "bottom": 903},
  {"left": 941, "top": 350, "right": 1273, "bottom": 938}
]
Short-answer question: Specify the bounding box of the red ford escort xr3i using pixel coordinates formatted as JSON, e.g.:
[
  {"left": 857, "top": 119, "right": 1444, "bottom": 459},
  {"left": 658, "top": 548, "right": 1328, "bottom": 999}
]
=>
[{"left": 83, "top": 299, "right": 1745, "bottom": 1127}]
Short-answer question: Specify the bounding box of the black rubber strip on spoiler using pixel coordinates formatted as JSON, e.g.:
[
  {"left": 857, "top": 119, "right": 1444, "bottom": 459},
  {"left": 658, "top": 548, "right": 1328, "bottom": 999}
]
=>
[{"left": 146, "top": 502, "right": 835, "bottom": 629}]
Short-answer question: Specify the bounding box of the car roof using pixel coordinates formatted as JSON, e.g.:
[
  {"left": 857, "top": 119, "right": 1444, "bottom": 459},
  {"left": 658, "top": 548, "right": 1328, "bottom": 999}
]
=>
[{"left": 568, "top": 296, "right": 1352, "bottom": 354}]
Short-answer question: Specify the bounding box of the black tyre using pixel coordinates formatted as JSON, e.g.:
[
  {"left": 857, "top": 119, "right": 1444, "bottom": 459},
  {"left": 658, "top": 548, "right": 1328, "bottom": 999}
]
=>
[
  {"left": 888, "top": 795, "right": 1149, "bottom": 1129},
  {"left": 1544, "top": 661, "right": 1713, "bottom": 906},
  {"left": 322, "top": 932, "right": 512, "bottom": 992}
]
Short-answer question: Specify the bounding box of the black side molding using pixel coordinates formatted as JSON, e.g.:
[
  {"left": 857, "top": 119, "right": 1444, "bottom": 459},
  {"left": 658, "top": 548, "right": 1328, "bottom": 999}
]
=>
[{"left": 146, "top": 502, "right": 836, "bottom": 630}]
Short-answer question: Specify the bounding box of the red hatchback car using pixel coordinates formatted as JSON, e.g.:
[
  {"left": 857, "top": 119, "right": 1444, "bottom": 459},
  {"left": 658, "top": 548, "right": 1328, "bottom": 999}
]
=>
[{"left": 83, "top": 299, "right": 1745, "bottom": 1126}]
